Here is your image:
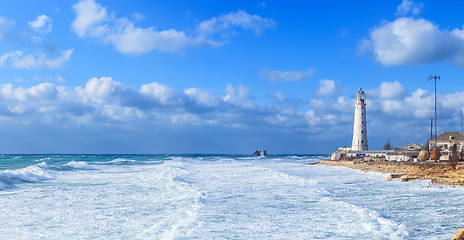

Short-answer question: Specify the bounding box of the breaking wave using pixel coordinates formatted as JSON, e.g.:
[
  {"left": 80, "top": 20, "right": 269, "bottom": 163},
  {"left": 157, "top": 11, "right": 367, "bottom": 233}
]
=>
[
  {"left": 0, "top": 162, "right": 55, "bottom": 186},
  {"left": 107, "top": 158, "right": 137, "bottom": 165},
  {"left": 66, "top": 161, "right": 99, "bottom": 170}
]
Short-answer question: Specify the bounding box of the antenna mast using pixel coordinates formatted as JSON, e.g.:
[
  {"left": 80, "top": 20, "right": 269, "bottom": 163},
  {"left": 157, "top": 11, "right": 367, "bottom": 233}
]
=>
[{"left": 428, "top": 74, "right": 440, "bottom": 144}]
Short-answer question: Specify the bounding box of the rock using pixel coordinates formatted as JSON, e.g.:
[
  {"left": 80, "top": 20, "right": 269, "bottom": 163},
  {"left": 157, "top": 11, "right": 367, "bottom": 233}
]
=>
[
  {"left": 401, "top": 175, "right": 418, "bottom": 182},
  {"left": 387, "top": 174, "right": 403, "bottom": 180},
  {"left": 452, "top": 228, "right": 464, "bottom": 240}
]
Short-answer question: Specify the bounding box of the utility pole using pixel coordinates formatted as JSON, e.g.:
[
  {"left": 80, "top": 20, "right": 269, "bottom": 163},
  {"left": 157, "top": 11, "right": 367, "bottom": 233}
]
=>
[
  {"left": 430, "top": 118, "right": 433, "bottom": 141},
  {"left": 461, "top": 110, "right": 463, "bottom": 133},
  {"left": 428, "top": 74, "right": 440, "bottom": 145}
]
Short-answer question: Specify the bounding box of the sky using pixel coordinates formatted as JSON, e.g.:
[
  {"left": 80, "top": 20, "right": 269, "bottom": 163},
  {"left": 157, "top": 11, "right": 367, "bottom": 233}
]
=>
[{"left": 1, "top": 0, "right": 464, "bottom": 154}]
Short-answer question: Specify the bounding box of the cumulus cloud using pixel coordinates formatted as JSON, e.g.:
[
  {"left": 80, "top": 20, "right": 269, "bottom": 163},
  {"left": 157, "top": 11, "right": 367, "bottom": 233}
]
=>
[
  {"left": 362, "top": 17, "right": 464, "bottom": 66},
  {"left": 100, "top": 105, "right": 145, "bottom": 122},
  {"left": 71, "top": 0, "right": 107, "bottom": 37},
  {"left": 315, "top": 79, "right": 343, "bottom": 97},
  {"left": 0, "top": 83, "right": 58, "bottom": 102},
  {"left": 0, "top": 78, "right": 294, "bottom": 132},
  {"left": 140, "top": 82, "right": 182, "bottom": 105},
  {"left": 305, "top": 110, "right": 321, "bottom": 127},
  {"left": 72, "top": 0, "right": 275, "bottom": 54},
  {"left": 304, "top": 80, "right": 464, "bottom": 149},
  {"left": 71, "top": 0, "right": 190, "bottom": 54},
  {"left": 396, "top": 0, "right": 424, "bottom": 16},
  {"left": 0, "top": 15, "right": 72, "bottom": 69},
  {"left": 29, "top": 15, "right": 52, "bottom": 33},
  {"left": 0, "top": 49, "right": 73, "bottom": 69},
  {"left": 196, "top": 10, "right": 276, "bottom": 36},
  {"left": 79, "top": 77, "right": 127, "bottom": 104},
  {"left": 184, "top": 88, "right": 220, "bottom": 107},
  {"left": 1, "top": 77, "right": 464, "bottom": 152},
  {"left": 259, "top": 67, "right": 314, "bottom": 83},
  {"left": 223, "top": 83, "right": 253, "bottom": 106},
  {"left": 366, "top": 81, "right": 407, "bottom": 100}
]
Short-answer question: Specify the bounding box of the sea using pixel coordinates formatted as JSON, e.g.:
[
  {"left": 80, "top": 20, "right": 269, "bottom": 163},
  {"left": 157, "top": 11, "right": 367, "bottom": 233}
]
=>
[{"left": 0, "top": 154, "right": 462, "bottom": 240}]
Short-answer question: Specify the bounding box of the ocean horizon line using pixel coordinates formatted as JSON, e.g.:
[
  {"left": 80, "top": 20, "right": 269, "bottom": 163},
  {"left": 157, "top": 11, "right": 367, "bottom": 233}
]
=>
[{"left": 0, "top": 152, "right": 329, "bottom": 156}]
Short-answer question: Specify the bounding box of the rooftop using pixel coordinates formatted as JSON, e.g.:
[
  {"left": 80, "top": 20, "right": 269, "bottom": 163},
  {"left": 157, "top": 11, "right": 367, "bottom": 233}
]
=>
[{"left": 430, "top": 132, "right": 464, "bottom": 142}]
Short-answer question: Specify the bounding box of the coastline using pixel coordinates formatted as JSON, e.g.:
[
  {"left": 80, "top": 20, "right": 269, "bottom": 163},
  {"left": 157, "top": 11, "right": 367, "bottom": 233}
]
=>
[{"left": 317, "top": 160, "right": 464, "bottom": 185}]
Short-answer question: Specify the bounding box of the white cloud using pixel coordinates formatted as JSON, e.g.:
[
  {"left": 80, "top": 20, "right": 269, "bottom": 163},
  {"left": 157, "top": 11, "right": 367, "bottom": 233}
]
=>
[
  {"left": 305, "top": 110, "right": 321, "bottom": 126},
  {"left": 72, "top": 0, "right": 275, "bottom": 54},
  {"left": 367, "top": 81, "right": 407, "bottom": 100},
  {"left": 381, "top": 99, "right": 403, "bottom": 113},
  {"left": 0, "top": 16, "right": 68, "bottom": 70},
  {"left": 223, "top": 84, "right": 253, "bottom": 105},
  {"left": 80, "top": 76, "right": 126, "bottom": 104},
  {"left": 100, "top": 105, "right": 145, "bottom": 122},
  {"left": 107, "top": 25, "right": 191, "bottom": 54},
  {"left": 29, "top": 15, "right": 52, "bottom": 33},
  {"left": 1, "top": 77, "right": 464, "bottom": 152},
  {"left": 396, "top": 0, "right": 424, "bottom": 16},
  {"left": 71, "top": 0, "right": 108, "bottom": 37},
  {"left": 0, "top": 16, "right": 14, "bottom": 38},
  {"left": 379, "top": 81, "right": 407, "bottom": 99},
  {"left": 0, "top": 49, "right": 73, "bottom": 69},
  {"left": 196, "top": 10, "right": 276, "bottom": 36},
  {"left": 0, "top": 83, "right": 57, "bottom": 102},
  {"left": 140, "top": 82, "right": 181, "bottom": 105},
  {"left": 259, "top": 67, "right": 314, "bottom": 83},
  {"left": 362, "top": 17, "right": 464, "bottom": 66},
  {"left": 315, "top": 79, "right": 343, "bottom": 97},
  {"left": 184, "top": 88, "right": 220, "bottom": 107}
]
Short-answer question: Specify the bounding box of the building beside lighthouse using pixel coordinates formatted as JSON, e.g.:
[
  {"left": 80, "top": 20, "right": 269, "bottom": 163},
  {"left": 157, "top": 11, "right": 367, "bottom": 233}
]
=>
[{"left": 352, "top": 88, "right": 368, "bottom": 151}]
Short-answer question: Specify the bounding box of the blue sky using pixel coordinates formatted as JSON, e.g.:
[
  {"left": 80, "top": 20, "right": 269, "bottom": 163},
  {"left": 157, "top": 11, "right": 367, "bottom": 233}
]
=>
[{"left": 1, "top": 0, "right": 464, "bottom": 153}]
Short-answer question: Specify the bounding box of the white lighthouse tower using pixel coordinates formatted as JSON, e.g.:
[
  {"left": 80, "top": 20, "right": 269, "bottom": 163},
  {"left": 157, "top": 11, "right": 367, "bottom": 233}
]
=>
[{"left": 352, "top": 88, "right": 368, "bottom": 151}]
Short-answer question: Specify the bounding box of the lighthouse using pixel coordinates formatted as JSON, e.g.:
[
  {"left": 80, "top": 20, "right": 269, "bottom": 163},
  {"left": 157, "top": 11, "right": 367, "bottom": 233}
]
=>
[{"left": 352, "top": 88, "right": 368, "bottom": 151}]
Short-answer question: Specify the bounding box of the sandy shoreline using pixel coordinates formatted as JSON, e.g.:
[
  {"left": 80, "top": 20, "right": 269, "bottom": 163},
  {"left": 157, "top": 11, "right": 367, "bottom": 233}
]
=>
[{"left": 316, "top": 160, "right": 464, "bottom": 185}]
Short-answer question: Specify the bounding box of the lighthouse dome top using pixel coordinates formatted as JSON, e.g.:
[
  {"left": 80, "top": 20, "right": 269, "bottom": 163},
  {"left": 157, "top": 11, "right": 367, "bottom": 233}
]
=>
[{"left": 356, "top": 88, "right": 365, "bottom": 101}]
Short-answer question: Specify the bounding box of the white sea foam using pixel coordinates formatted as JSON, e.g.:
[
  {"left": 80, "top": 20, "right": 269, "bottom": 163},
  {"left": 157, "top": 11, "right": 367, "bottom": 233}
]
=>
[
  {"left": 1, "top": 162, "right": 55, "bottom": 183},
  {"left": 0, "top": 159, "right": 202, "bottom": 239},
  {"left": 0, "top": 155, "right": 462, "bottom": 239},
  {"left": 66, "top": 161, "right": 99, "bottom": 170},
  {"left": 318, "top": 197, "right": 409, "bottom": 239},
  {"left": 108, "top": 158, "right": 137, "bottom": 164},
  {"left": 182, "top": 158, "right": 412, "bottom": 239}
]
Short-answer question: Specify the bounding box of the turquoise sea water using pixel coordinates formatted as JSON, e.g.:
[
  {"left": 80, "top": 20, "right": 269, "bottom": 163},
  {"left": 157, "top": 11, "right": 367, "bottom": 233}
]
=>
[{"left": 0, "top": 154, "right": 462, "bottom": 239}]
